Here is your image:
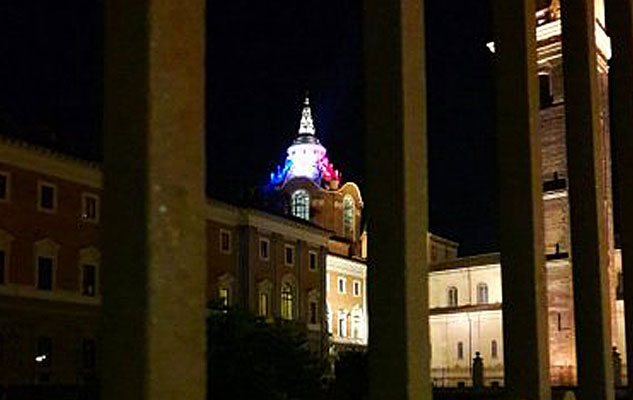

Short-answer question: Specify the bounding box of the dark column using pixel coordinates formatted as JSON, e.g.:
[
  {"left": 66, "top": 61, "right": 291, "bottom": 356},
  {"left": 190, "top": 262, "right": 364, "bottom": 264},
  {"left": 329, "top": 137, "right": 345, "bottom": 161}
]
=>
[
  {"left": 363, "top": 0, "right": 431, "bottom": 399},
  {"left": 560, "top": 1, "right": 614, "bottom": 399},
  {"left": 102, "top": 2, "right": 207, "bottom": 399},
  {"left": 472, "top": 352, "right": 484, "bottom": 388},
  {"left": 492, "top": 0, "right": 551, "bottom": 399},
  {"left": 604, "top": 0, "right": 633, "bottom": 393}
]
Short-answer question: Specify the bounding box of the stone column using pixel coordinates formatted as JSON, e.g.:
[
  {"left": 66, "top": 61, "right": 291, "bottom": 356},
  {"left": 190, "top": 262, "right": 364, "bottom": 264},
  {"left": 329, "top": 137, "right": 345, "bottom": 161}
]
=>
[
  {"left": 604, "top": 0, "right": 633, "bottom": 393},
  {"left": 363, "top": 0, "right": 431, "bottom": 399},
  {"left": 102, "top": 2, "right": 207, "bottom": 400},
  {"left": 560, "top": 1, "right": 615, "bottom": 399},
  {"left": 492, "top": 0, "right": 551, "bottom": 399}
]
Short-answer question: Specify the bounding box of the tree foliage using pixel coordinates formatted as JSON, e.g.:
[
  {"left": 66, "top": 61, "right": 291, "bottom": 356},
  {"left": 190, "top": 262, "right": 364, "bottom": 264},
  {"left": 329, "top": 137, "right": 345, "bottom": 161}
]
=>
[{"left": 207, "top": 305, "right": 326, "bottom": 400}]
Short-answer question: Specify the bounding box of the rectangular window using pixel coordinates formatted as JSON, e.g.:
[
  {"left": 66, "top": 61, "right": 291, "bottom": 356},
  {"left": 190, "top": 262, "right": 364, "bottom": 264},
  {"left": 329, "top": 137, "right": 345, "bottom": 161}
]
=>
[
  {"left": 0, "top": 172, "right": 8, "bottom": 201},
  {"left": 353, "top": 280, "right": 361, "bottom": 297},
  {"left": 36, "top": 337, "right": 52, "bottom": 368},
  {"left": 457, "top": 342, "right": 464, "bottom": 360},
  {"left": 338, "top": 314, "right": 346, "bottom": 338},
  {"left": 259, "top": 238, "right": 269, "bottom": 261},
  {"left": 219, "top": 230, "right": 231, "bottom": 254},
  {"left": 81, "top": 193, "right": 99, "bottom": 222},
  {"left": 309, "top": 251, "right": 317, "bottom": 271},
  {"left": 309, "top": 301, "right": 318, "bottom": 325},
  {"left": 338, "top": 277, "right": 346, "bottom": 294},
  {"left": 0, "top": 250, "right": 5, "bottom": 285},
  {"left": 285, "top": 245, "right": 294, "bottom": 266},
  {"left": 82, "top": 339, "right": 96, "bottom": 369},
  {"left": 259, "top": 293, "right": 269, "bottom": 317},
  {"left": 491, "top": 340, "right": 498, "bottom": 359},
  {"left": 37, "top": 257, "right": 53, "bottom": 290},
  {"left": 82, "top": 265, "right": 96, "bottom": 297},
  {"left": 219, "top": 288, "right": 229, "bottom": 307},
  {"left": 38, "top": 182, "right": 56, "bottom": 211}
]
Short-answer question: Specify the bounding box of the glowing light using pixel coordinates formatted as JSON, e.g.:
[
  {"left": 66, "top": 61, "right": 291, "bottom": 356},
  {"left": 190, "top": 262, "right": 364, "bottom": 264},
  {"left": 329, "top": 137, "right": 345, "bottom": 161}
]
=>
[
  {"left": 299, "top": 96, "right": 316, "bottom": 135},
  {"left": 35, "top": 354, "right": 47, "bottom": 363},
  {"left": 270, "top": 159, "right": 293, "bottom": 186},
  {"left": 317, "top": 155, "right": 341, "bottom": 182},
  {"left": 268, "top": 94, "right": 344, "bottom": 188},
  {"left": 486, "top": 42, "right": 495, "bottom": 54},
  {"left": 287, "top": 142, "right": 326, "bottom": 182}
]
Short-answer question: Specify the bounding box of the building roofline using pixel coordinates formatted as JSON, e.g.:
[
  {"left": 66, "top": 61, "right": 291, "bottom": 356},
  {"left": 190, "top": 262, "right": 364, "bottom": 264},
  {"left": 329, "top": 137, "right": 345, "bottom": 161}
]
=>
[
  {"left": 431, "top": 252, "right": 500, "bottom": 272},
  {"left": 0, "top": 134, "right": 102, "bottom": 188},
  {"left": 205, "top": 198, "right": 332, "bottom": 245}
]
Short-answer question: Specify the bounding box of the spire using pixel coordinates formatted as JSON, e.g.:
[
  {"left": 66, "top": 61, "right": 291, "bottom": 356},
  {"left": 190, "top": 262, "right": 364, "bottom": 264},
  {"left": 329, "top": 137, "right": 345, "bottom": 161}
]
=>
[{"left": 298, "top": 94, "right": 316, "bottom": 135}]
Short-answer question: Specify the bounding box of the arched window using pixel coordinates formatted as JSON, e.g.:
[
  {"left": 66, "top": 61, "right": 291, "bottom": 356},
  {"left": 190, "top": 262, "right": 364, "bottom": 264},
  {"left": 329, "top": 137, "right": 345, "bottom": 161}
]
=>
[
  {"left": 291, "top": 190, "right": 310, "bottom": 220},
  {"left": 447, "top": 286, "right": 458, "bottom": 307},
  {"left": 477, "top": 283, "right": 489, "bottom": 304},
  {"left": 343, "top": 195, "right": 355, "bottom": 239},
  {"left": 491, "top": 340, "right": 498, "bottom": 359},
  {"left": 281, "top": 283, "right": 294, "bottom": 320}
]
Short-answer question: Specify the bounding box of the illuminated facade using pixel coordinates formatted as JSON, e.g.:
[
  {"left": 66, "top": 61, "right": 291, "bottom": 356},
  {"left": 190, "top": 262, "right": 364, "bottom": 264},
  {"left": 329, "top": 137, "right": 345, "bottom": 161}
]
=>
[{"left": 429, "top": 0, "right": 625, "bottom": 387}]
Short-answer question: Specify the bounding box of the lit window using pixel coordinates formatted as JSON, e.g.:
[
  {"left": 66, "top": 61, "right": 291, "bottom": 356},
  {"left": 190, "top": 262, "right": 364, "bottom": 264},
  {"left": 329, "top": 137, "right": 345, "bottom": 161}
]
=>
[
  {"left": 38, "top": 182, "right": 56, "bottom": 212},
  {"left": 309, "top": 301, "right": 318, "bottom": 325},
  {"left": 477, "top": 283, "right": 489, "bottom": 304},
  {"left": 343, "top": 195, "right": 355, "bottom": 239},
  {"left": 309, "top": 251, "right": 318, "bottom": 271},
  {"left": 81, "top": 265, "right": 97, "bottom": 297},
  {"left": 219, "top": 288, "right": 230, "bottom": 307},
  {"left": 352, "top": 309, "right": 362, "bottom": 339},
  {"left": 353, "top": 280, "right": 361, "bottom": 297},
  {"left": 291, "top": 190, "right": 310, "bottom": 220},
  {"left": 259, "top": 238, "right": 270, "bottom": 261},
  {"left": 36, "top": 337, "right": 52, "bottom": 368},
  {"left": 491, "top": 340, "right": 498, "bottom": 359},
  {"left": 447, "top": 286, "right": 458, "bottom": 307},
  {"left": 338, "top": 310, "right": 347, "bottom": 337},
  {"left": 457, "top": 342, "right": 464, "bottom": 360},
  {"left": 281, "top": 284, "right": 294, "bottom": 320},
  {"left": 81, "top": 193, "right": 99, "bottom": 223},
  {"left": 0, "top": 172, "right": 9, "bottom": 201},
  {"left": 259, "top": 293, "right": 269, "bottom": 317},
  {"left": 338, "top": 277, "right": 346, "bottom": 294},
  {"left": 220, "top": 230, "right": 231, "bottom": 254},
  {"left": 37, "top": 257, "right": 53, "bottom": 290},
  {"left": 285, "top": 245, "right": 294, "bottom": 266}
]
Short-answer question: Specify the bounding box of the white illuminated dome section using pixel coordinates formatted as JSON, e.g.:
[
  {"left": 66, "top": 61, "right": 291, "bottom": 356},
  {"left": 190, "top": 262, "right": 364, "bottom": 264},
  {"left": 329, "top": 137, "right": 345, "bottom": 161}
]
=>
[{"left": 286, "top": 97, "right": 327, "bottom": 182}]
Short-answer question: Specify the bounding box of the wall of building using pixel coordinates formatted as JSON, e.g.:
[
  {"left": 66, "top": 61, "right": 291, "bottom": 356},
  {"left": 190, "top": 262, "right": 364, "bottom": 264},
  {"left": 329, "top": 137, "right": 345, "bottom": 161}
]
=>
[
  {"left": 325, "top": 254, "right": 367, "bottom": 348},
  {"left": 0, "top": 139, "right": 102, "bottom": 385}
]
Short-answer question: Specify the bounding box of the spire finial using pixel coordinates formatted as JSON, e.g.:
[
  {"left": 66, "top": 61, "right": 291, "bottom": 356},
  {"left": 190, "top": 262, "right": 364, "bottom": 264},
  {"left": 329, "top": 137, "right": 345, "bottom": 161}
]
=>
[{"left": 298, "top": 92, "right": 316, "bottom": 135}]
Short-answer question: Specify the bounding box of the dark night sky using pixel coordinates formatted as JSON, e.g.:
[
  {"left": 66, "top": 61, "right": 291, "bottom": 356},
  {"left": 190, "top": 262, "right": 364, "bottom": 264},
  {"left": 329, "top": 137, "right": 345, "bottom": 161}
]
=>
[{"left": 0, "top": 1, "right": 498, "bottom": 256}]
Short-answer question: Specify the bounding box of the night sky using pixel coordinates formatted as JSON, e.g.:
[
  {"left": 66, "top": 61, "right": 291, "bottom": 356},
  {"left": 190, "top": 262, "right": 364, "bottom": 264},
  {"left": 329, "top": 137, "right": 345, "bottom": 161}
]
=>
[{"left": 0, "top": 1, "right": 498, "bottom": 256}]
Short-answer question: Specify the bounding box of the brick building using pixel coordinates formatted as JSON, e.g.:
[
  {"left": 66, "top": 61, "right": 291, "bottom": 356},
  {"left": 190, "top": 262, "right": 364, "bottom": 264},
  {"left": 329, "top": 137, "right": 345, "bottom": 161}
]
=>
[
  {"left": 428, "top": 0, "right": 625, "bottom": 387},
  {"left": 0, "top": 137, "right": 102, "bottom": 385}
]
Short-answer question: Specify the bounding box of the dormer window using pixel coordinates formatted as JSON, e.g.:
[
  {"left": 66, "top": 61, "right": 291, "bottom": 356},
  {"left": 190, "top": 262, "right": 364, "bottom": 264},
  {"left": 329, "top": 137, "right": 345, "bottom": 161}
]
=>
[
  {"left": 291, "top": 190, "right": 310, "bottom": 220},
  {"left": 343, "top": 195, "right": 355, "bottom": 239}
]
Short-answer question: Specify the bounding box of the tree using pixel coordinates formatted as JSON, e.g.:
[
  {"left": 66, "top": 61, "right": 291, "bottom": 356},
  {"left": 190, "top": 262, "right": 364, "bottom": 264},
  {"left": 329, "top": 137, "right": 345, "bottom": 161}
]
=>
[
  {"left": 332, "top": 350, "right": 368, "bottom": 400},
  {"left": 207, "top": 304, "right": 326, "bottom": 400}
]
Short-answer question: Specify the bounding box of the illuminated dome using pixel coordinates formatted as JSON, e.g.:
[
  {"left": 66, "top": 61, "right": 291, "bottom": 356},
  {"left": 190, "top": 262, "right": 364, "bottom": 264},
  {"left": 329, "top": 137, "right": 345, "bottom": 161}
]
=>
[{"left": 269, "top": 95, "right": 341, "bottom": 188}]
